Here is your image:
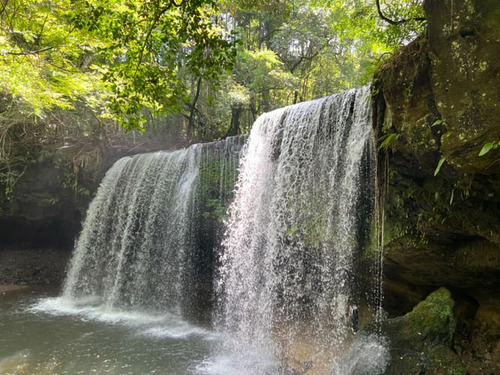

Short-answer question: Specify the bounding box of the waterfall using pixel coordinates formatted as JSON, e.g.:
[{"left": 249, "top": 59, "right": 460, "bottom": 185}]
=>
[
  {"left": 62, "top": 136, "right": 245, "bottom": 316},
  {"left": 215, "top": 86, "right": 378, "bottom": 373},
  {"left": 31, "top": 88, "right": 386, "bottom": 373}
]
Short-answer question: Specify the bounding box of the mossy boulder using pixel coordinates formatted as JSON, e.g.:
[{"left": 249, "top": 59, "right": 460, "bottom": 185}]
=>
[
  {"left": 401, "top": 287, "right": 456, "bottom": 346},
  {"left": 358, "top": 288, "right": 466, "bottom": 375}
]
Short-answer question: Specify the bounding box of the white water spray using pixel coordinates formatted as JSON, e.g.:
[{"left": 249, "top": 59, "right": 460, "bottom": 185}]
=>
[
  {"left": 215, "top": 86, "right": 380, "bottom": 373},
  {"left": 61, "top": 136, "right": 245, "bottom": 317}
]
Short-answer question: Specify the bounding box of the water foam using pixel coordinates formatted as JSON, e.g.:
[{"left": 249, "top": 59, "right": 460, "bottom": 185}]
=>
[{"left": 31, "top": 296, "right": 211, "bottom": 340}]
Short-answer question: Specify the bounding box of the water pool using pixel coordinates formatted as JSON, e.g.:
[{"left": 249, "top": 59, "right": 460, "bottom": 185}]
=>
[{"left": 0, "top": 287, "right": 216, "bottom": 375}]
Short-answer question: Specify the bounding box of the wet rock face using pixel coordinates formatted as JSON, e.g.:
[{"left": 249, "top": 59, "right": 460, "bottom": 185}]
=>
[
  {"left": 374, "top": 37, "right": 442, "bottom": 177},
  {"left": 424, "top": 0, "right": 500, "bottom": 173},
  {"left": 0, "top": 248, "right": 70, "bottom": 285},
  {"left": 374, "top": 0, "right": 500, "bottom": 296},
  {"left": 0, "top": 156, "right": 92, "bottom": 250},
  {"left": 375, "top": 39, "right": 500, "bottom": 300},
  {"left": 373, "top": 0, "right": 500, "bottom": 371},
  {"left": 375, "top": 0, "right": 500, "bottom": 176}
]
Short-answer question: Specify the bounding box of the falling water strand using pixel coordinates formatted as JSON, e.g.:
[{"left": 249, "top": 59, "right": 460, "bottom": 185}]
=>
[
  {"left": 216, "top": 86, "right": 379, "bottom": 374},
  {"left": 63, "top": 147, "right": 202, "bottom": 313},
  {"left": 374, "top": 150, "right": 389, "bottom": 332}
]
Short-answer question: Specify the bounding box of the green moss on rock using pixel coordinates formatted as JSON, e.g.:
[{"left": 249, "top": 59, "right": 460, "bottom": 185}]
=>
[
  {"left": 361, "top": 287, "right": 467, "bottom": 374},
  {"left": 403, "top": 288, "right": 456, "bottom": 347},
  {"left": 424, "top": 0, "right": 500, "bottom": 174},
  {"left": 425, "top": 346, "right": 467, "bottom": 375},
  {"left": 373, "top": 0, "right": 500, "bottom": 370}
]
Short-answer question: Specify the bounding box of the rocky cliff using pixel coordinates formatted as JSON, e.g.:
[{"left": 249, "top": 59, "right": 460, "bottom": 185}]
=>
[{"left": 374, "top": 0, "right": 500, "bottom": 372}]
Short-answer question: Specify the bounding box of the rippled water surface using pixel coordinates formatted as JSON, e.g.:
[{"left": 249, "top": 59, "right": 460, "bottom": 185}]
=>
[{"left": 0, "top": 287, "right": 216, "bottom": 375}]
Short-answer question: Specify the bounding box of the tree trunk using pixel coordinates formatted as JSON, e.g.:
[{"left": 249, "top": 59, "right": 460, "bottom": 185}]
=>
[
  {"left": 187, "top": 77, "right": 202, "bottom": 139},
  {"left": 226, "top": 105, "right": 242, "bottom": 137}
]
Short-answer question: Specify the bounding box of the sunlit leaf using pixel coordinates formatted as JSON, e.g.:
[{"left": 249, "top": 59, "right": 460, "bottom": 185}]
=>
[
  {"left": 434, "top": 156, "right": 446, "bottom": 176},
  {"left": 478, "top": 141, "right": 498, "bottom": 157}
]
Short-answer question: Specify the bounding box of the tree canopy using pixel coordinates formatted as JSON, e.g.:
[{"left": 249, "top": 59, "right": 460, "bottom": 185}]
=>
[{"left": 0, "top": 0, "right": 425, "bottom": 145}]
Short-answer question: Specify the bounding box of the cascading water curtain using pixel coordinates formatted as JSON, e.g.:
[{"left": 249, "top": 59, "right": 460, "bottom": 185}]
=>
[
  {"left": 216, "top": 86, "right": 381, "bottom": 374},
  {"left": 62, "top": 147, "right": 203, "bottom": 313},
  {"left": 62, "top": 136, "right": 246, "bottom": 318}
]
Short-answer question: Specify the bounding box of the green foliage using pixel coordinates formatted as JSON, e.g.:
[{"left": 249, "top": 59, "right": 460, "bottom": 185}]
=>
[
  {"left": 0, "top": 0, "right": 103, "bottom": 114},
  {"left": 0, "top": 0, "right": 428, "bottom": 145},
  {"left": 0, "top": 166, "right": 27, "bottom": 201},
  {"left": 70, "top": 0, "right": 238, "bottom": 130},
  {"left": 375, "top": 0, "right": 426, "bottom": 44},
  {"left": 234, "top": 48, "right": 297, "bottom": 112},
  {"left": 478, "top": 141, "right": 499, "bottom": 156},
  {"left": 0, "top": 0, "right": 238, "bottom": 132},
  {"left": 434, "top": 156, "right": 446, "bottom": 177},
  {"left": 379, "top": 133, "right": 400, "bottom": 151},
  {"left": 432, "top": 119, "right": 445, "bottom": 127}
]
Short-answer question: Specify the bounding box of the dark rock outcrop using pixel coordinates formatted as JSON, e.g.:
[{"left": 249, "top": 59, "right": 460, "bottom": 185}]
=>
[
  {"left": 0, "top": 147, "right": 105, "bottom": 250},
  {"left": 383, "top": 288, "right": 466, "bottom": 375}
]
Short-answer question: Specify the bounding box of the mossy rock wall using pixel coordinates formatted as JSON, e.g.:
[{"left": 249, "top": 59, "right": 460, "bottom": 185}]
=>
[
  {"left": 373, "top": 0, "right": 500, "bottom": 372},
  {"left": 425, "top": 0, "right": 500, "bottom": 174}
]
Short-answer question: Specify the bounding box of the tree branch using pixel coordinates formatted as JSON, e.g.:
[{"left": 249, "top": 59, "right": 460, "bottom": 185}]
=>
[
  {"left": 289, "top": 38, "right": 332, "bottom": 74},
  {"left": 135, "top": 0, "right": 185, "bottom": 73},
  {"left": 375, "top": 0, "right": 425, "bottom": 26},
  {"left": 0, "top": 0, "right": 9, "bottom": 17},
  {"left": 290, "top": 49, "right": 321, "bottom": 73},
  {"left": 1, "top": 45, "right": 53, "bottom": 56}
]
